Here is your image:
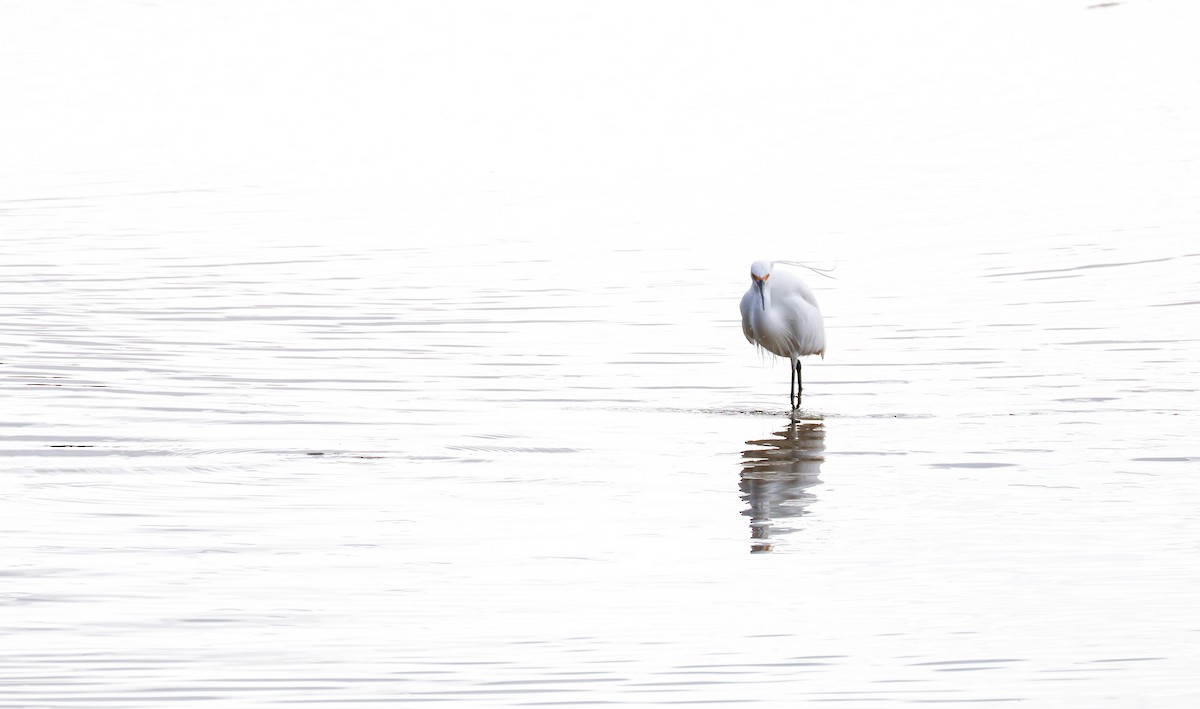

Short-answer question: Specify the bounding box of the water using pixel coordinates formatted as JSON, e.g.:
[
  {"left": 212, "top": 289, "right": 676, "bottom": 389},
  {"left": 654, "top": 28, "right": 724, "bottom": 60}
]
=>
[{"left": 3, "top": 1, "right": 1200, "bottom": 706}]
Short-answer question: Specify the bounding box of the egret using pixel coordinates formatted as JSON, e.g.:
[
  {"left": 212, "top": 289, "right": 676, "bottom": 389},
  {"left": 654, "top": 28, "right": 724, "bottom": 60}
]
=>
[{"left": 740, "top": 260, "right": 828, "bottom": 409}]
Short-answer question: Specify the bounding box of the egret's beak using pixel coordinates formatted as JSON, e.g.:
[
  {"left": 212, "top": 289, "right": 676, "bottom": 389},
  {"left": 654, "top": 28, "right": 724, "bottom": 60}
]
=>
[{"left": 756, "top": 280, "right": 765, "bottom": 309}]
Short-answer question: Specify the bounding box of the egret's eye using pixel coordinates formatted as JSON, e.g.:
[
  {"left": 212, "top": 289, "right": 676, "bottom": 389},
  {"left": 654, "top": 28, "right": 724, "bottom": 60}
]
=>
[{"left": 762, "top": 273, "right": 770, "bottom": 282}]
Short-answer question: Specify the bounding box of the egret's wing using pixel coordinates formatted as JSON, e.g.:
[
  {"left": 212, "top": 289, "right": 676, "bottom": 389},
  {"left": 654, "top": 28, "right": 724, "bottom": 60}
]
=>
[
  {"left": 775, "top": 273, "right": 826, "bottom": 357},
  {"left": 791, "top": 275, "right": 821, "bottom": 309},
  {"left": 796, "top": 285, "right": 819, "bottom": 309},
  {"left": 739, "top": 289, "right": 756, "bottom": 344},
  {"left": 772, "top": 267, "right": 820, "bottom": 309}
]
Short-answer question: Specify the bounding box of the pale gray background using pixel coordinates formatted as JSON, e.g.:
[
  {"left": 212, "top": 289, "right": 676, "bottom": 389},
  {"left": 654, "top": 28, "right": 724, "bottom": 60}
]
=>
[{"left": 2, "top": 1, "right": 1198, "bottom": 706}]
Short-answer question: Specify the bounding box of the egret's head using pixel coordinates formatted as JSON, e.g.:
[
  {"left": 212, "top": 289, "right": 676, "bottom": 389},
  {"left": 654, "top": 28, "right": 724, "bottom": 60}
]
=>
[
  {"left": 750, "top": 260, "right": 773, "bottom": 284},
  {"left": 750, "top": 260, "right": 772, "bottom": 308}
]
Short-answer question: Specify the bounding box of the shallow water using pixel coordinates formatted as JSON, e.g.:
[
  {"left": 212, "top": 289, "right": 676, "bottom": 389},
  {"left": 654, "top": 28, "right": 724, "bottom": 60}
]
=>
[{"left": 3, "top": 0, "right": 1200, "bottom": 706}]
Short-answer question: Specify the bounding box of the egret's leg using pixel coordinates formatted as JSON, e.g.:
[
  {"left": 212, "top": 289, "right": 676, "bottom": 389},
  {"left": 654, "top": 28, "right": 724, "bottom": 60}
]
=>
[
  {"left": 796, "top": 359, "right": 803, "bottom": 396},
  {"left": 789, "top": 362, "right": 796, "bottom": 410}
]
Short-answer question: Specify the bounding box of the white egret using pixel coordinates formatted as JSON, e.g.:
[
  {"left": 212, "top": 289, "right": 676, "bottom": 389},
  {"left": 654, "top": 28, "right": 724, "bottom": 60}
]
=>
[{"left": 740, "top": 260, "right": 828, "bottom": 409}]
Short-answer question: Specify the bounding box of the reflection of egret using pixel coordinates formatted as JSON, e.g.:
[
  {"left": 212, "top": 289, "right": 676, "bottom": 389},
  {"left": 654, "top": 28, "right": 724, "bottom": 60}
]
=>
[
  {"left": 739, "top": 260, "right": 828, "bottom": 410},
  {"left": 740, "top": 418, "right": 825, "bottom": 553}
]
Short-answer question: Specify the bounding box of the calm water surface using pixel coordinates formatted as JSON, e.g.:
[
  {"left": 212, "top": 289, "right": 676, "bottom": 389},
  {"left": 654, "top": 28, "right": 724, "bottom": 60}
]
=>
[{"left": 3, "top": 1, "right": 1199, "bottom": 706}]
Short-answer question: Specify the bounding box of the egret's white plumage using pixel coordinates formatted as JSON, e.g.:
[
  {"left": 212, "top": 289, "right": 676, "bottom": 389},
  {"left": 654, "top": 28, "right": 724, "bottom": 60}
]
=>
[{"left": 740, "top": 260, "right": 826, "bottom": 408}]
